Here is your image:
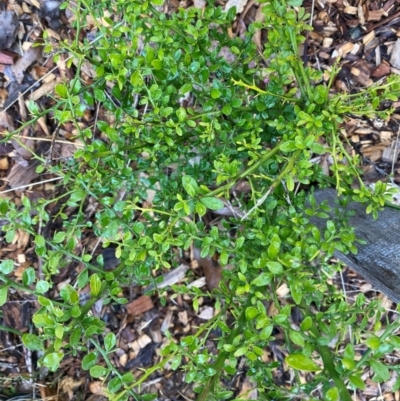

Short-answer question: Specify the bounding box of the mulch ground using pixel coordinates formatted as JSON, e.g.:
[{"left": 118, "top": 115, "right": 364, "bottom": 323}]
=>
[{"left": 1, "top": 0, "right": 400, "bottom": 400}]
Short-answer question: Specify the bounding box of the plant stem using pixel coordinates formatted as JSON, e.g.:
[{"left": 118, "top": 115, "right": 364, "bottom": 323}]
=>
[
  {"left": 208, "top": 145, "right": 282, "bottom": 197},
  {"left": 196, "top": 298, "right": 251, "bottom": 401},
  {"left": 304, "top": 309, "right": 352, "bottom": 401}
]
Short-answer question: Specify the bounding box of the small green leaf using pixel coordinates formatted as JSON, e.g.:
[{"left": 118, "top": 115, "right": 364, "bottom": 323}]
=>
[
  {"left": 108, "top": 377, "right": 122, "bottom": 393},
  {"left": 342, "top": 358, "right": 355, "bottom": 370},
  {"left": 0, "top": 259, "right": 14, "bottom": 275},
  {"left": 195, "top": 201, "right": 207, "bottom": 217},
  {"left": 90, "top": 274, "right": 101, "bottom": 296},
  {"left": 370, "top": 360, "right": 390, "bottom": 382},
  {"left": 171, "top": 355, "right": 182, "bottom": 370},
  {"left": 104, "top": 333, "right": 116, "bottom": 352},
  {"left": 35, "top": 234, "right": 45, "bottom": 247},
  {"left": 90, "top": 365, "right": 109, "bottom": 378},
  {"left": 245, "top": 306, "right": 259, "bottom": 320},
  {"left": 233, "top": 347, "right": 247, "bottom": 357},
  {"left": 290, "top": 283, "right": 302, "bottom": 305},
  {"left": 222, "top": 104, "right": 232, "bottom": 115},
  {"left": 348, "top": 373, "right": 366, "bottom": 390},
  {"left": 285, "top": 354, "right": 321, "bottom": 371},
  {"left": 324, "top": 387, "right": 339, "bottom": 401},
  {"left": 182, "top": 176, "right": 199, "bottom": 197},
  {"left": 70, "top": 326, "right": 81, "bottom": 346},
  {"left": 200, "top": 197, "right": 224, "bottom": 210},
  {"left": 22, "top": 267, "right": 36, "bottom": 286},
  {"left": 22, "top": 333, "right": 44, "bottom": 351},
  {"left": 0, "top": 286, "right": 8, "bottom": 306},
  {"left": 55, "top": 83, "right": 68, "bottom": 98},
  {"left": 289, "top": 330, "right": 305, "bottom": 347},
  {"left": 82, "top": 352, "right": 97, "bottom": 370},
  {"left": 365, "top": 336, "right": 380, "bottom": 350},
  {"left": 300, "top": 316, "right": 312, "bottom": 331},
  {"left": 36, "top": 280, "right": 50, "bottom": 294},
  {"left": 43, "top": 352, "right": 63, "bottom": 372},
  {"left": 55, "top": 325, "right": 64, "bottom": 339},
  {"left": 267, "top": 261, "right": 283, "bottom": 274},
  {"left": 121, "top": 372, "right": 134, "bottom": 384},
  {"left": 53, "top": 232, "right": 66, "bottom": 243},
  {"left": 286, "top": 174, "right": 294, "bottom": 191},
  {"left": 194, "top": 354, "right": 209, "bottom": 364},
  {"left": 251, "top": 272, "right": 272, "bottom": 286},
  {"left": 210, "top": 89, "right": 221, "bottom": 99},
  {"left": 280, "top": 140, "right": 296, "bottom": 152}
]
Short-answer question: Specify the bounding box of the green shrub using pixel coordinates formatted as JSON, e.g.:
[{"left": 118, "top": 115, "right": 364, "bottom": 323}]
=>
[{"left": 1, "top": 0, "right": 400, "bottom": 400}]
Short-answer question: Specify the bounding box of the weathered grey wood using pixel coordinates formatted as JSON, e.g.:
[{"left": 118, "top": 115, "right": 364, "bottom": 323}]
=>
[{"left": 312, "top": 188, "right": 400, "bottom": 303}]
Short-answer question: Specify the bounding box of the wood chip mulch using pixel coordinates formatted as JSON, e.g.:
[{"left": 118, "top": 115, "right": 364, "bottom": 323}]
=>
[{"left": 1, "top": 0, "right": 400, "bottom": 400}]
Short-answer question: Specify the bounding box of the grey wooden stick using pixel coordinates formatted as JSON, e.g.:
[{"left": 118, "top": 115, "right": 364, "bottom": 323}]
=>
[{"left": 312, "top": 188, "right": 400, "bottom": 303}]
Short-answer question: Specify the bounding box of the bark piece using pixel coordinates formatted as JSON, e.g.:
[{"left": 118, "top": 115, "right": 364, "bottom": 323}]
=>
[
  {"left": 2, "top": 300, "right": 30, "bottom": 332},
  {"left": 142, "top": 264, "right": 190, "bottom": 293},
  {"left": 372, "top": 62, "right": 391, "bottom": 78},
  {"left": 125, "top": 296, "right": 154, "bottom": 317},
  {"left": 390, "top": 38, "right": 400, "bottom": 69},
  {"left": 0, "top": 50, "right": 18, "bottom": 65},
  {"left": 311, "top": 188, "right": 400, "bottom": 303}
]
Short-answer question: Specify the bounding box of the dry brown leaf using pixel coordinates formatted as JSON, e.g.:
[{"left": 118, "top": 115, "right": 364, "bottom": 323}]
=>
[
  {"left": 89, "top": 381, "right": 107, "bottom": 396},
  {"left": 252, "top": 5, "right": 266, "bottom": 51},
  {"left": 193, "top": 248, "right": 222, "bottom": 291},
  {"left": 59, "top": 377, "right": 85, "bottom": 400},
  {"left": 7, "top": 159, "right": 40, "bottom": 189},
  {"left": 2, "top": 301, "right": 30, "bottom": 332},
  {"left": 0, "top": 9, "right": 19, "bottom": 50},
  {"left": 11, "top": 40, "right": 43, "bottom": 83}
]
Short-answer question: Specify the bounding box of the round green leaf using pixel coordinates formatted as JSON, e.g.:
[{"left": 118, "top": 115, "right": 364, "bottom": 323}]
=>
[
  {"left": 324, "top": 387, "right": 339, "bottom": 401},
  {"left": 22, "top": 267, "right": 36, "bottom": 286},
  {"left": 251, "top": 272, "right": 272, "bottom": 286},
  {"left": 108, "top": 377, "right": 122, "bottom": 393},
  {"left": 200, "top": 197, "right": 224, "bottom": 210},
  {"left": 348, "top": 374, "right": 366, "bottom": 390},
  {"left": 245, "top": 306, "right": 259, "bottom": 320},
  {"left": 266, "top": 261, "right": 283, "bottom": 274},
  {"left": 104, "top": 332, "right": 116, "bottom": 352},
  {"left": 43, "top": 352, "right": 63, "bottom": 372},
  {"left": 195, "top": 201, "right": 207, "bottom": 216},
  {"left": 365, "top": 336, "right": 380, "bottom": 350},
  {"left": 90, "top": 365, "right": 109, "bottom": 378},
  {"left": 210, "top": 89, "right": 221, "bottom": 99},
  {"left": 22, "top": 333, "right": 44, "bottom": 351},
  {"left": 0, "top": 260, "right": 14, "bottom": 275},
  {"left": 82, "top": 352, "right": 97, "bottom": 370},
  {"left": 285, "top": 354, "right": 321, "bottom": 371},
  {"left": 36, "top": 280, "right": 50, "bottom": 294},
  {"left": 90, "top": 273, "right": 101, "bottom": 296}
]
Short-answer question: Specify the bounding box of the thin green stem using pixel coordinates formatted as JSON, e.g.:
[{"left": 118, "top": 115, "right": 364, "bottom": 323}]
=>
[
  {"left": 303, "top": 308, "right": 352, "bottom": 401},
  {"left": 208, "top": 145, "right": 282, "bottom": 197},
  {"left": 196, "top": 298, "right": 251, "bottom": 401}
]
